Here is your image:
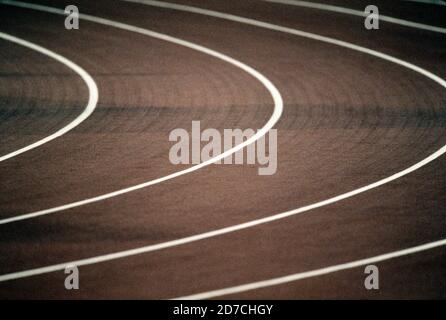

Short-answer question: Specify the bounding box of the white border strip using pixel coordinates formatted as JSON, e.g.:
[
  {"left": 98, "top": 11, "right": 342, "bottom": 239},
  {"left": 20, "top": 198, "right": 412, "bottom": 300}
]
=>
[
  {"left": 0, "top": 32, "right": 99, "bottom": 162},
  {"left": 0, "top": 0, "right": 283, "bottom": 225},
  {"left": 262, "top": 0, "right": 446, "bottom": 34},
  {"left": 176, "top": 239, "right": 446, "bottom": 299},
  {"left": 0, "top": 1, "right": 445, "bottom": 285}
]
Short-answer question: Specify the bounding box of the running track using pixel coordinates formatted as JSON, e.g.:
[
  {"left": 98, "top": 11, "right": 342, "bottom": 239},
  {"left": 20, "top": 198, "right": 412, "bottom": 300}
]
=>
[{"left": 0, "top": 0, "right": 445, "bottom": 299}]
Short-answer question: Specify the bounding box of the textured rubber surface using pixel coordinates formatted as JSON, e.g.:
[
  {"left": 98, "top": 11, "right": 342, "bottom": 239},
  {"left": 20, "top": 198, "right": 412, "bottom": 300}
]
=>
[{"left": 0, "top": 0, "right": 445, "bottom": 299}]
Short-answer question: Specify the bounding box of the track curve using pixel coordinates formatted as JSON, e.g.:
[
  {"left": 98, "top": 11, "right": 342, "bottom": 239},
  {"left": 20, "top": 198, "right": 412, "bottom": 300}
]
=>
[
  {"left": 0, "top": 0, "right": 445, "bottom": 299},
  {"left": 0, "top": 31, "right": 98, "bottom": 162}
]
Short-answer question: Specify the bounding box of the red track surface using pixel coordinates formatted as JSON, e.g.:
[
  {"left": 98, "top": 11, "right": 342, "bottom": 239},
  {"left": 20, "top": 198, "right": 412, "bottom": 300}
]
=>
[{"left": 0, "top": 0, "right": 446, "bottom": 299}]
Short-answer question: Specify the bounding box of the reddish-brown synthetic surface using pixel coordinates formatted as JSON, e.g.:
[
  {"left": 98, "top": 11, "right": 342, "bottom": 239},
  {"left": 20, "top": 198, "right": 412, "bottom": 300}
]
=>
[{"left": 0, "top": 0, "right": 445, "bottom": 299}]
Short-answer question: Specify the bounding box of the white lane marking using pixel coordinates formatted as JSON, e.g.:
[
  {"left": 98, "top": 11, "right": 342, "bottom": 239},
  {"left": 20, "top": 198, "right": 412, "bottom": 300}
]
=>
[
  {"left": 0, "top": 0, "right": 283, "bottom": 225},
  {"left": 2, "top": 0, "right": 444, "bottom": 224},
  {"left": 263, "top": 0, "right": 446, "bottom": 34},
  {"left": 175, "top": 239, "right": 446, "bottom": 299},
  {"left": 0, "top": 0, "right": 445, "bottom": 283},
  {"left": 403, "top": 0, "right": 446, "bottom": 6},
  {"left": 0, "top": 32, "right": 99, "bottom": 162}
]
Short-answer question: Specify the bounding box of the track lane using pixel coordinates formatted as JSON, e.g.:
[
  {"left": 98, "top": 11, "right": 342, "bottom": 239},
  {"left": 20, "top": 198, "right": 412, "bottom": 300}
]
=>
[
  {"left": 0, "top": 0, "right": 283, "bottom": 224},
  {"left": 0, "top": 0, "right": 446, "bottom": 300},
  {"left": 0, "top": 4, "right": 274, "bottom": 214},
  {"left": 261, "top": 0, "right": 446, "bottom": 34},
  {"left": 2, "top": 0, "right": 443, "bottom": 225},
  {"left": 177, "top": 239, "right": 446, "bottom": 299},
  {"left": 0, "top": 43, "right": 86, "bottom": 155},
  {"left": 0, "top": 32, "right": 98, "bottom": 162}
]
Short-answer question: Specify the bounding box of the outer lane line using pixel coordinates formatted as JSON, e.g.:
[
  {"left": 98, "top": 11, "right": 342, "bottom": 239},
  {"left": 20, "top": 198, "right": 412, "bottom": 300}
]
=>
[
  {"left": 0, "top": 0, "right": 445, "bottom": 285},
  {"left": 0, "top": 32, "right": 99, "bottom": 162},
  {"left": 176, "top": 238, "right": 446, "bottom": 299},
  {"left": 403, "top": 0, "right": 446, "bottom": 7},
  {"left": 262, "top": 0, "right": 446, "bottom": 34},
  {"left": 0, "top": 0, "right": 283, "bottom": 225}
]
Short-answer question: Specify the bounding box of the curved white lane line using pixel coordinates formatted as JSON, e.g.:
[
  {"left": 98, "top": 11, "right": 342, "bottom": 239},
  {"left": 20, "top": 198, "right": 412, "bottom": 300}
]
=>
[
  {"left": 263, "top": 0, "right": 446, "bottom": 34},
  {"left": 0, "top": 0, "right": 283, "bottom": 225},
  {"left": 2, "top": 0, "right": 444, "bottom": 224},
  {"left": 176, "top": 239, "right": 446, "bottom": 299},
  {"left": 0, "top": 32, "right": 99, "bottom": 162},
  {"left": 0, "top": 1, "right": 445, "bottom": 283}
]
